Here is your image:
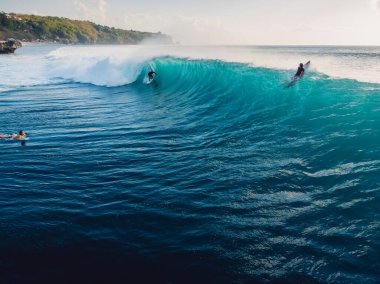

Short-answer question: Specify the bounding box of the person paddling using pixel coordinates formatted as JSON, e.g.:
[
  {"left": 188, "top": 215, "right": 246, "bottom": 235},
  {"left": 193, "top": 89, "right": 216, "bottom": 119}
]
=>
[{"left": 0, "top": 130, "right": 27, "bottom": 140}]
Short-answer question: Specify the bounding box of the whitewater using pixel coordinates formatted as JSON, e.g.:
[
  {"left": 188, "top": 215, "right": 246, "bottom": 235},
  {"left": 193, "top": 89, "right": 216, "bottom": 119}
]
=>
[{"left": 0, "top": 44, "right": 379, "bottom": 283}]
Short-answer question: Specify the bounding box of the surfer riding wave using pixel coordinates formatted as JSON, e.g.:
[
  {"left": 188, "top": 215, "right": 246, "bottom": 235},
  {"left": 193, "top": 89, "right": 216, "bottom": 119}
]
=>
[
  {"left": 294, "top": 63, "right": 305, "bottom": 78},
  {"left": 148, "top": 70, "right": 157, "bottom": 81}
]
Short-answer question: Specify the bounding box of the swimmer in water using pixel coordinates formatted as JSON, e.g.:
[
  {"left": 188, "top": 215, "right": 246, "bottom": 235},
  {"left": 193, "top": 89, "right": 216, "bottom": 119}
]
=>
[{"left": 0, "top": 130, "right": 26, "bottom": 140}]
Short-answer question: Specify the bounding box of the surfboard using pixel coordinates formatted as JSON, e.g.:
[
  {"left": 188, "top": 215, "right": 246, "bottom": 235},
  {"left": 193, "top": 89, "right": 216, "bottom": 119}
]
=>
[
  {"left": 285, "top": 77, "right": 300, "bottom": 88},
  {"left": 303, "top": 61, "right": 311, "bottom": 73}
]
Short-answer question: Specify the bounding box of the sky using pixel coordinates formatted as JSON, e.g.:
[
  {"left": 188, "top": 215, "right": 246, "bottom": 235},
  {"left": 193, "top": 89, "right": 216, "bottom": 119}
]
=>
[{"left": 2, "top": 0, "right": 380, "bottom": 45}]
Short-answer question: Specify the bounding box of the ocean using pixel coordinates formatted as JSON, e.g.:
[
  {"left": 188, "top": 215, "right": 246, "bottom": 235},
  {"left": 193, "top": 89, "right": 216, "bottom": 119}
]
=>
[{"left": 0, "top": 44, "right": 379, "bottom": 283}]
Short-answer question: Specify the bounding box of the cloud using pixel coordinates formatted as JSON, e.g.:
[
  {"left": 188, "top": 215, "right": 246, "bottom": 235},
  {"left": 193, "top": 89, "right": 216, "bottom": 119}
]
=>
[{"left": 73, "top": 0, "right": 107, "bottom": 24}]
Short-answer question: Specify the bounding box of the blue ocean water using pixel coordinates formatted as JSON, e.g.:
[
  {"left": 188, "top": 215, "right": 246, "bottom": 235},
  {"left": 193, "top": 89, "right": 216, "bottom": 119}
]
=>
[{"left": 0, "top": 45, "right": 379, "bottom": 283}]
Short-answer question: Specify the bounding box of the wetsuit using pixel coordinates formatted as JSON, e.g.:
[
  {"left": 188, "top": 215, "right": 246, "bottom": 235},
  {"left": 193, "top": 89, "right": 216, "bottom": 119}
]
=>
[
  {"left": 148, "top": 71, "right": 156, "bottom": 80},
  {"left": 295, "top": 66, "right": 305, "bottom": 77}
]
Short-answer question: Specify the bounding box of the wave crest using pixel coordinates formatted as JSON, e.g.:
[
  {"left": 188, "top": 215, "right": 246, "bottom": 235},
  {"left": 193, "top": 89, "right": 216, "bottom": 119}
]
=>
[{"left": 46, "top": 46, "right": 154, "bottom": 86}]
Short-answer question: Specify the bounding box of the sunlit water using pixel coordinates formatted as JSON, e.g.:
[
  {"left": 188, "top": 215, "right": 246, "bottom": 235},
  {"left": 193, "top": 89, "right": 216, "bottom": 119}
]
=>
[{"left": 0, "top": 45, "right": 379, "bottom": 283}]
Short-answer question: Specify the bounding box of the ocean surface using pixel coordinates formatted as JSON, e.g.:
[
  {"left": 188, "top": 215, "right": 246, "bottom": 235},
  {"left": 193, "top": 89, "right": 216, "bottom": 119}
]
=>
[{"left": 0, "top": 44, "right": 379, "bottom": 283}]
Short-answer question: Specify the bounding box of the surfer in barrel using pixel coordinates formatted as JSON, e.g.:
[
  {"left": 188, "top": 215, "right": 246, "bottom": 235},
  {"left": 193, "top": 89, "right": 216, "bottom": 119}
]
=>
[
  {"left": 148, "top": 69, "right": 157, "bottom": 81},
  {"left": 0, "top": 130, "right": 27, "bottom": 140}
]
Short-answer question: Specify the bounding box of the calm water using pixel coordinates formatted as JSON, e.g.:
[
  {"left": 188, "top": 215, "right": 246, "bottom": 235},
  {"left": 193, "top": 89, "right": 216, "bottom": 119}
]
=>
[{"left": 0, "top": 45, "right": 379, "bottom": 283}]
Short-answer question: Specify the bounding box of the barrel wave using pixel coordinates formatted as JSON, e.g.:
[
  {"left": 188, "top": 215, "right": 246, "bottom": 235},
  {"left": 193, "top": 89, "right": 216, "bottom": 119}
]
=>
[{"left": 0, "top": 45, "right": 379, "bottom": 283}]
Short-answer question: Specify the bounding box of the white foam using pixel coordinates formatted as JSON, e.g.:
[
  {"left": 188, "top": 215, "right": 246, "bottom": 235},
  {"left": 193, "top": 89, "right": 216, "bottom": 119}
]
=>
[
  {"left": 47, "top": 46, "right": 152, "bottom": 87},
  {"left": 0, "top": 51, "right": 51, "bottom": 91}
]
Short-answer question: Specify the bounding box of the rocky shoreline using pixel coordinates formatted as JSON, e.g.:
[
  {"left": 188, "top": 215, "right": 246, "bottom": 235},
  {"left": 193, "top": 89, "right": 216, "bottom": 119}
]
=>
[{"left": 0, "top": 38, "right": 22, "bottom": 54}]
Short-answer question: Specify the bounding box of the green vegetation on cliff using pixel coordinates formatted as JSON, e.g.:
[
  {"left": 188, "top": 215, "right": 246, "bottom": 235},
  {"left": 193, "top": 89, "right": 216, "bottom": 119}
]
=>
[{"left": 0, "top": 12, "right": 172, "bottom": 44}]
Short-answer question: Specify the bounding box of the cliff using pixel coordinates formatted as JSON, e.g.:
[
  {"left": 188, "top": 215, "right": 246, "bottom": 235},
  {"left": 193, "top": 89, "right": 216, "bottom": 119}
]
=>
[{"left": 0, "top": 12, "right": 172, "bottom": 44}]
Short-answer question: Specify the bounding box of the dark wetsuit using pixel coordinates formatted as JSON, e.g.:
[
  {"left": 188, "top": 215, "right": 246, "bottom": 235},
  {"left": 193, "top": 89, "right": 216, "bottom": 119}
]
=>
[
  {"left": 148, "top": 71, "right": 156, "bottom": 80},
  {"left": 295, "top": 66, "right": 305, "bottom": 77}
]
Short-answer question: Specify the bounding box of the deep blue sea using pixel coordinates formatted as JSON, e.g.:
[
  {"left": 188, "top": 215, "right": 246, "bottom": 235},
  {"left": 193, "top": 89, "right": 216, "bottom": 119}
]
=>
[{"left": 0, "top": 45, "right": 379, "bottom": 283}]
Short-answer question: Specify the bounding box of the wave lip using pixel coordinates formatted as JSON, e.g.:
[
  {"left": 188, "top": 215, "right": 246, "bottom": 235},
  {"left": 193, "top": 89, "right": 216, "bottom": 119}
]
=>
[{"left": 46, "top": 46, "right": 152, "bottom": 87}]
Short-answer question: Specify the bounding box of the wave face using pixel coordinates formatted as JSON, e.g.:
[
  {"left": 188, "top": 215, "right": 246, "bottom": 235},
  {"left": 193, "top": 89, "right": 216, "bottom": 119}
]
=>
[{"left": 0, "top": 45, "right": 379, "bottom": 283}]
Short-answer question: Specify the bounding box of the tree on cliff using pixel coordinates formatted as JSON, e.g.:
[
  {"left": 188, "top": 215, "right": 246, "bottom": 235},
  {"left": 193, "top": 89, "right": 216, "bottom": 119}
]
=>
[{"left": 0, "top": 12, "right": 172, "bottom": 44}]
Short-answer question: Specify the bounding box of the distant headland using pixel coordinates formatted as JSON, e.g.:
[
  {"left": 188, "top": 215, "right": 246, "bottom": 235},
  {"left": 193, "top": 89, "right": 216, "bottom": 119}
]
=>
[{"left": 0, "top": 12, "right": 172, "bottom": 45}]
